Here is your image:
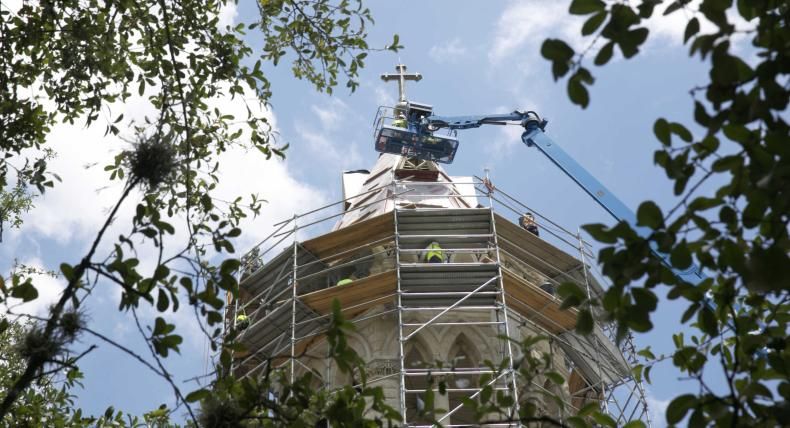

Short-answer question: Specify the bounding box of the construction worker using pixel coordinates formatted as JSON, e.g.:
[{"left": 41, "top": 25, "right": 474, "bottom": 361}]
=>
[
  {"left": 539, "top": 280, "right": 556, "bottom": 296},
  {"left": 336, "top": 272, "right": 357, "bottom": 286},
  {"left": 241, "top": 247, "right": 263, "bottom": 278},
  {"left": 391, "top": 113, "right": 407, "bottom": 128},
  {"left": 422, "top": 241, "right": 445, "bottom": 263},
  {"left": 519, "top": 212, "right": 540, "bottom": 237},
  {"left": 236, "top": 313, "right": 250, "bottom": 330}
]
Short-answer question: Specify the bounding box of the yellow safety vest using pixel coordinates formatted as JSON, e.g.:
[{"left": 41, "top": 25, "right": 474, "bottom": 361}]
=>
[
  {"left": 424, "top": 243, "right": 444, "bottom": 262},
  {"left": 392, "top": 118, "right": 407, "bottom": 128},
  {"left": 236, "top": 314, "right": 249, "bottom": 329},
  {"left": 337, "top": 278, "right": 353, "bottom": 286}
]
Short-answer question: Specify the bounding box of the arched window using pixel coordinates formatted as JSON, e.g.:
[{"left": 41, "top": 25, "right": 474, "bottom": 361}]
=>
[
  {"left": 404, "top": 344, "right": 432, "bottom": 424},
  {"left": 447, "top": 334, "right": 480, "bottom": 426}
]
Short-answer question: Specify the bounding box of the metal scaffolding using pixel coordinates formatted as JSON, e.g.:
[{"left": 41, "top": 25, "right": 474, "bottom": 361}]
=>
[{"left": 225, "top": 175, "right": 651, "bottom": 427}]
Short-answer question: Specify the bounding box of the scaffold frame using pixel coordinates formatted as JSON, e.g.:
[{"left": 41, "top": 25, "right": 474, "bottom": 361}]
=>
[{"left": 226, "top": 174, "right": 652, "bottom": 427}]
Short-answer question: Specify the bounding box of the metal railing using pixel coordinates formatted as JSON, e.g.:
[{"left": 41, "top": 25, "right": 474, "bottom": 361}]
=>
[{"left": 224, "top": 173, "right": 650, "bottom": 427}]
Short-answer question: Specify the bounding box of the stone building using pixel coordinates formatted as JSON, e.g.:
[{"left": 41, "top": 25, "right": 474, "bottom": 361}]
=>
[{"left": 227, "top": 70, "right": 650, "bottom": 426}]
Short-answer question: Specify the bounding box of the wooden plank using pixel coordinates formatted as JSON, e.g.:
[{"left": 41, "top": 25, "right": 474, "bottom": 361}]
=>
[
  {"left": 494, "top": 213, "right": 581, "bottom": 276},
  {"left": 299, "top": 270, "right": 397, "bottom": 316},
  {"left": 302, "top": 212, "right": 394, "bottom": 260},
  {"left": 502, "top": 268, "right": 577, "bottom": 333}
]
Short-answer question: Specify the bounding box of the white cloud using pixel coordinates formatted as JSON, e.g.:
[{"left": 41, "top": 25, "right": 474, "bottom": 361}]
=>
[
  {"left": 3, "top": 258, "right": 64, "bottom": 318},
  {"left": 645, "top": 3, "right": 707, "bottom": 45},
  {"left": 491, "top": 121, "right": 526, "bottom": 160},
  {"left": 1, "top": 0, "right": 22, "bottom": 12},
  {"left": 374, "top": 86, "right": 396, "bottom": 107},
  {"left": 644, "top": 1, "right": 754, "bottom": 51},
  {"left": 488, "top": 0, "right": 754, "bottom": 73},
  {"left": 294, "top": 127, "right": 362, "bottom": 170},
  {"left": 217, "top": 1, "right": 238, "bottom": 29},
  {"left": 294, "top": 98, "right": 363, "bottom": 170},
  {"left": 18, "top": 95, "right": 155, "bottom": 245},
  {"left": 489, "top": 1, "right": 584, "bottom": 65},
  {"left": 7, "top": 79, "right": 329, "bottom": 349},
  {"left": 310, "top": 98, "right": 348, "bottom": 132},
  {"left": 646, "top": 390, "right": 670, "bottom": 428},
  {"left": 429, "top": 38, "right": 468, "bottom": 64},
  {"left": 486, "top": 102, "right": 539, "bottom": 161}
]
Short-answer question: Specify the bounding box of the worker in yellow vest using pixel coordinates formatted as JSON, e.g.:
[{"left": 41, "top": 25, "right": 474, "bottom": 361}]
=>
[
  {"left": 423, "top": 241, "right": 445, "bottom": 263},
  {"left": 336, "top": 272, "right": 357, "bottom": 286},
  {"left": 236, "top": 313, "right": 250, "bottom": 330},
  {"left": 392, "top": 113, "right": 407, "bottom": 128}
]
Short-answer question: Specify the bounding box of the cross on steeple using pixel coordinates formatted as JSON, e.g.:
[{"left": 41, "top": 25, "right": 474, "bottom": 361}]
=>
[{"left": 381, "top": 64, "right": 422, "bottom": 105}]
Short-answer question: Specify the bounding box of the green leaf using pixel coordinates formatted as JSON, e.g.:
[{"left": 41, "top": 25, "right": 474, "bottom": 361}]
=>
[
  {"left": 654, "top": 118, "right": 671, "bottom": 145},
  {"left": 567, "top": 73, "right": 590, "bottom": 108},
  {"left": 60, "top": 263, "right": 76, "bottom": 281},
  {"left": 670, "top": 122, "right": 693, "bottom": 142},
  {"left": 678, "top": 304, "right": 699, "bottom": 327},
  {"left": 11, "top": 280, "right": 38, "bottom": 302},
  {"left": 670, "top": 242, "right": 692, "bottom": 269},
  {"left": 220, "top": 258, "right": 242, "bottom": 276},
  {"left": 566, "top": 416, "right": 587, "bottom": 428},
  {"left": 594, "top": 41, "right": 615, "bottom": 65},
  {"left": 666, "top": 394, "right": 697, "bottom": 423},
  {"left": 557, "top": 282, "right": 587, "bottom": 301},
  {"left": 723, "top": 123, "right": 751, "bottom": 143},
  {"left": 636, "top": 201, "right": 664, "bottom": 229},
  {"left": 583, "top": 223, "right": 617, "bottom": 243},
  {"left": 541, "top": 39, "right": 574, "bottom": 79},
  {"left": 684, "top": 17, "right": 700, "bottom": 43},
  {"left": 569, "top": 0, "right": 605, "bottom": 15},
  {"left": 663, "top": 1, "right": 685, "bottom": 16},
  {"left": 637, "top": 347, "right": 656, "bottom": 360},
  {"left": 688, "top": 196, "right": 721, "bottom": 211},
  {"left": 157, "top": 289, "right": 169, "bottom": 312},
  {"left": 576, "top": 308, "right": 594, "bottom": 335},
  {"left": 698, "top": 307, "right": 718, "bottom": 336},
  {"left": 185, "top": 389, "right": 210, "bottom": 403},
  {"left": 632, "top": 287, "right": 658, "bottom": 311},
  {"left": 592, "top": 411, "right": 618, "bottom": 427},
  {"left": 545, "top": 371, "right": 565, "bottom": 385},
  {"left": 582, "top": 11, "right": 607, "bottom": 35},
  {"left": 154, "top": 264, "right": 169, "bottom": 281},
  {"left": 618, "top": 27, "right": 649, "bottom": 58},
  {"left": 577, "top": 402, "right": 600, "bottom": 417}
]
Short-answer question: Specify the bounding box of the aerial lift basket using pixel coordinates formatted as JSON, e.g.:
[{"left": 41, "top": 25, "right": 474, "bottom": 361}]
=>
[{"left": 374, "top": 125, "right": 459, "bottom": 164}]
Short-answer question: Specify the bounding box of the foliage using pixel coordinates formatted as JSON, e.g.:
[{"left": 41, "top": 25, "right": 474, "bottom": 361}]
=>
[
  {"left": 0, "top": 317, "right": 177, "bottom": 427},
  {"left": 0, "top": 149, "right": 56, "bottom": 242},
  {"left": 0, "top": 0, "right": 395, "bottom": 422},
  {"left": 0, "top": 318, "right": 89, "bottom": 426},
  {"left": 2, "top": 0, "right": 785, "bottom": 426},
  {"left": 542, "top": 0, "right": 789, "bottom": 426},
  {"left": 195, "top": 302, "right": 402, "bottom": 427},
  {"left": 256, "top": 0, "right": 401, "bottom": 94}
]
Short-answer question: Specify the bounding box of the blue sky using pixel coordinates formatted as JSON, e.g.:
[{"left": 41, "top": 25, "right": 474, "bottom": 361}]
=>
[{"left": 0, "top": 0, "right": 748, "bottom": 425}]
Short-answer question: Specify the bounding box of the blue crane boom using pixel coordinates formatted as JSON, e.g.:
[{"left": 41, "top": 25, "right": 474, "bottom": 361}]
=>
[{"left": 418, "top": 110, "right": 706, "bottom": 285}]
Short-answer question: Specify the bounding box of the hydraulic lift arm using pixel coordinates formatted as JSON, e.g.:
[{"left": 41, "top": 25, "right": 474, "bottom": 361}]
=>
[{"left": 421, "top": 111, "right": 706, "bottom": 285}]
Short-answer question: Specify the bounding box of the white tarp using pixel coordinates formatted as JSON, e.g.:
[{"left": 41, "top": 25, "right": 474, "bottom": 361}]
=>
[{"left": 333, "top": 154, "right": 477, "bottom": 230}]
